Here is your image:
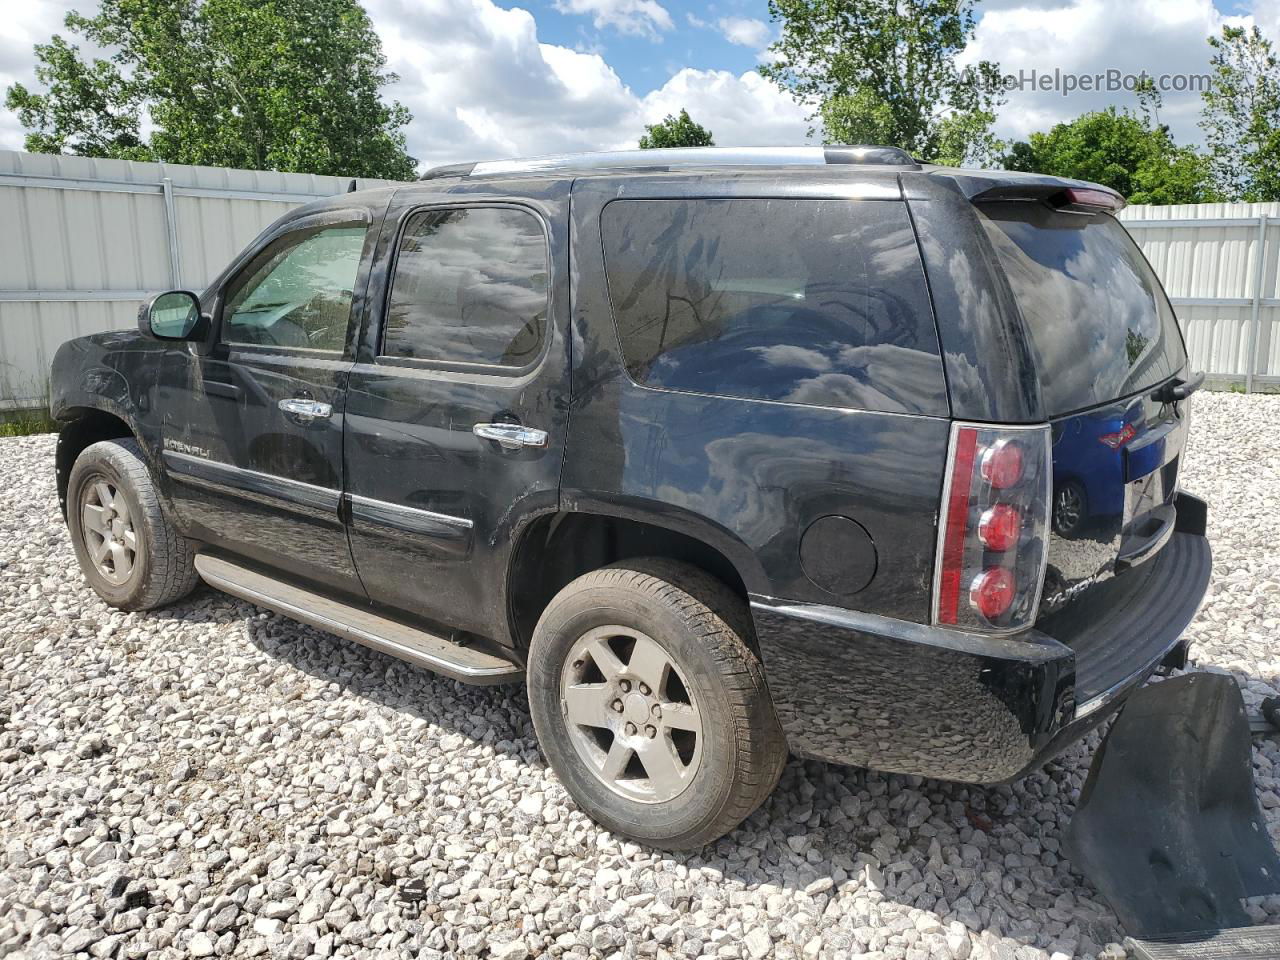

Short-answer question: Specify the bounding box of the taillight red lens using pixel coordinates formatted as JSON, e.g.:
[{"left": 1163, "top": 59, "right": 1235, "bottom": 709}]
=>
[
  {"left": 933, "top": 422, "right": 1051, "bottom": 633},
  {"left": 980, "top": 440, "right": 1023, "bottom": 489},
  {"left": 970, "top": 568, "right": 1016, "bottom": 620},
  {"left": 978, "top": 504, "right": 1021, "bottom": 551}
]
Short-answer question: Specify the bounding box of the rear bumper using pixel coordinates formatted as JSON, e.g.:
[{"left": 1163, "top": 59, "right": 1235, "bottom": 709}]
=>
[{"left": 751, "top": 502, "right": 1211, "bottom": 784}]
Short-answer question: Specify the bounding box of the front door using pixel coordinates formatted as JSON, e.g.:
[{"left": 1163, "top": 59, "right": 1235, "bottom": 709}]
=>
[
  {"left": 163, "top": 209, "right": 376, "bottom": 593},
  {"left": 344, "top": 187, "right": 571, "bottom": 645}
]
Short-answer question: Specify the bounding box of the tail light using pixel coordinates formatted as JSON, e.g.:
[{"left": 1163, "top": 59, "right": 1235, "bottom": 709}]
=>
[{"left": 933, "top": 422, "right": 1051, "bottom": 633}]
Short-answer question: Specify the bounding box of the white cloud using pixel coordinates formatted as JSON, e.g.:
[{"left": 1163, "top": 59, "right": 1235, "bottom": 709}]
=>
[
  {"left": 551, "top": 0, "right": 673, "bottom": 39},
  {"left": 962, "top": 0, "right": 1270, "bottom": 147},
  {"left": 367, "top": 0, "right": 632, "bottom": 167},
  {"left": 637, "top": 69, "right": 809, "bottom": 149},
  {"left": 1250, "top": 0, "right": 1280, "bottom": 41},
  {"left": 718, "top": 17, "right": 771, "bottom": 50},
  {"left": 0, "top": 0, "right": 810, "bottom": 171},
  {"left": 0, "top": 0, "right": 80, "bottom": 152},
  {"left": 367, "top": 0, "right": 808, "bottom": 168}
]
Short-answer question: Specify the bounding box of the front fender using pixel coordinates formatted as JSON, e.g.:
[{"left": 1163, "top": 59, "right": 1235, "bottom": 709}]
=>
[{"left": 50, "top": 333, "right": 174, "bottom": 515}]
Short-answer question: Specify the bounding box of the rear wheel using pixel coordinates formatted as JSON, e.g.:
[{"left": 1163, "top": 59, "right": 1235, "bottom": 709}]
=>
[
  {"left": 67, "top": 438, "right": 200, "bottom": 611},
  {"left": 526, "top": 558, "right": 786, "bottom": 849}
]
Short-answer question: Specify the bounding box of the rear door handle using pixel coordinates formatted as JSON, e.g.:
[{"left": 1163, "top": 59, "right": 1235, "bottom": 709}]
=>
[
  {"left": 278, "top": 398, "right": 332, "bottom": 422},
  {"left": 473, "top": 422, "right": 548, "bottom": 450}
]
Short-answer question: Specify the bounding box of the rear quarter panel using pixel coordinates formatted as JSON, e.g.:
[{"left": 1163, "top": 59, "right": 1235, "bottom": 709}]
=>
[{"left": 565, "top": 176, "right": 950, "bottom": 619}]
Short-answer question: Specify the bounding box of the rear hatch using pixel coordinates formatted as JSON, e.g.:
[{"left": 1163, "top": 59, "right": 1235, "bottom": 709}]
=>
[{"left": 976, "top": 199, "right": 1198, "bottom": 692}]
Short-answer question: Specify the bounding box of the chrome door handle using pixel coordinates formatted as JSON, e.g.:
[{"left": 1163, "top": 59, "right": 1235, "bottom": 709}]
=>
[
  {"left": 278, "top": 398, "right": 332, "bottom": 422},
  {"left": 473, "top": 422, "right": 549, "bottom": 450}
]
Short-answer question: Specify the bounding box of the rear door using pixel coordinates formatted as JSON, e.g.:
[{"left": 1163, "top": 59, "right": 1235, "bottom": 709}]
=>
[
  {"left": 343, "top": 183, "right": 571, "bottom": 645},
  {"left": 975, "top": 201, "right": 1191, "bottom": 610},
  {"left": 163, "top": 208, "right": 376, "bottom": 593}
]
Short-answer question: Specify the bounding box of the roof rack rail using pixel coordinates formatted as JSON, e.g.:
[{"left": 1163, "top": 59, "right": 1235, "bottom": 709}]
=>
[{"left": 419, "top": 145, "right": 920, "bottom": 180}]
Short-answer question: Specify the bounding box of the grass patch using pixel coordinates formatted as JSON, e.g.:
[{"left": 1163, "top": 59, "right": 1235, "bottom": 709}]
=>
[{"left": 0, "top": 407, "right": 56, "bottom": 437}]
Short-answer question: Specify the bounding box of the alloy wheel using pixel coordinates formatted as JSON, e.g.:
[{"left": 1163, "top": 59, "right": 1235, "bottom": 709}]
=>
[
  {"left": 80, "top": 479, "right": 138, "bottom": 586},
  {"left": 559, "top": 626, "right": 703, "bottom": 803}
]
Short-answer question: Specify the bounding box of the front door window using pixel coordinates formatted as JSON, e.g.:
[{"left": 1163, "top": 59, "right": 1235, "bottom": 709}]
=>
[{"left": 222, "top": 225, "right": 366, "bottom": 353}]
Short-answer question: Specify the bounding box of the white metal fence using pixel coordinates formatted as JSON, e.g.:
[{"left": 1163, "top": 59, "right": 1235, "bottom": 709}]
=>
[
  {"left": 1119, "top": 202, "right": 1280, "bottom": 393},
  {"left": 1, "top": 151, "right": 1278, "bottom": 408},
  {"left": 0, "top": 149, "right": 396, "bottom": 409}
]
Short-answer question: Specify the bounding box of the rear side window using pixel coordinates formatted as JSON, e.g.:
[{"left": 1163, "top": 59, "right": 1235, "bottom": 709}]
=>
[
  {"left": 383, "top": 206, "right": 549, "bottom": 367},
  {"left": 978, "top": 203, "right": 1188, "bottom": 414},
  {"left": 601, "top": 198, "right": 947, "bottom": 416}
]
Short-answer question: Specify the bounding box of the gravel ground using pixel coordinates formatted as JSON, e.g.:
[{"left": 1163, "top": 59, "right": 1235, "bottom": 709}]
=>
[{"left": 2, "top": 391, "right": 1279, "bottom": 960}]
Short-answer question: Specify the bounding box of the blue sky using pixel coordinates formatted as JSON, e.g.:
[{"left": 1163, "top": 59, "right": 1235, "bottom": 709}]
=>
[
  {"left": 3, "top": 0, "right": 1278, "bottom": 170},
  {"left": 525, "top": 0, "right": 769, "bottom": 88}
]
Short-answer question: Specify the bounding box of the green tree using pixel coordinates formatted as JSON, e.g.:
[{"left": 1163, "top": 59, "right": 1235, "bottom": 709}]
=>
[
  {"left": 638, "top": 109, "right": 714, "bottom": 149},
  {"left": 760, "top": 0, "right": 1004, "bottom": 165},
  {"left": 5, "top": 0, "right": 416, "bottom": 179},
  {"left": 1200, "top": 25, "right": 1280, "bottom": 202},
  {"left": 1001, "top": 107, "right": 1216, "bottom": 205}
]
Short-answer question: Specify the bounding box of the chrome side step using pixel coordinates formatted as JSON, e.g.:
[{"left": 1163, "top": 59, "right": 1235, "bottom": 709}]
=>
[{"left": 195, "top": 554, "right": 523, "bottom": 685}]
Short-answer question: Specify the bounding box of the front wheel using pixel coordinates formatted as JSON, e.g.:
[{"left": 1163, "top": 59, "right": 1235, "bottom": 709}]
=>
[
  {"left": 66, "top": 438, "right": 200, "bottom": 611},
  {"left": 526, "top": 558, "right": 787, "bottom": 849}
]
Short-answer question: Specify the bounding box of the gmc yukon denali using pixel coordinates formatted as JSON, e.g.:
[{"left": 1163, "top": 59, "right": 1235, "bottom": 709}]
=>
[{"left": 49, "top": 146, "right": 1212, "bottom": 849}]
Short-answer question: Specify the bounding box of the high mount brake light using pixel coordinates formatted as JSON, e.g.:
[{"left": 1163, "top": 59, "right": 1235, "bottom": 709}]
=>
[
  {"left": 933, "top": 423, "right": 1052, "bottom": 632},
  {"left": 1054, "top": 187, "right": 1125, "bottom": 213}
]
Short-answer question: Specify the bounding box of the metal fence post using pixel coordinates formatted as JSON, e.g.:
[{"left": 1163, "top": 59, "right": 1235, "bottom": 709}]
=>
[
  {"left": 1245, "top": 214, "right": 1269, "bottom": 393},
  {"left": 160, "top": 176, "right": 182, "bottom": 287}
]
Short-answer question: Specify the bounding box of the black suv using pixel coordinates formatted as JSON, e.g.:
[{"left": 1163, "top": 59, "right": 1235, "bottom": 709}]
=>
[{"left": 50, "top": 146, "right": 1211, "bottom": 849}]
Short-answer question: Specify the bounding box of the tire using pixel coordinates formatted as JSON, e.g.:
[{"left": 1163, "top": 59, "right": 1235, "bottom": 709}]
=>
[
  {"left": 66, "top": 438, "right": 200, "bottom": 611},
  {"left": 527, "top": 558, "right": 787, "bottom": 849}
]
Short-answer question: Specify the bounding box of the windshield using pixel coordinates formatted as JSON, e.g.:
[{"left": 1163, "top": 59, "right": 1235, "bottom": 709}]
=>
[{"left": 978, "top": 202, "right": 1187, "bottom": 415}]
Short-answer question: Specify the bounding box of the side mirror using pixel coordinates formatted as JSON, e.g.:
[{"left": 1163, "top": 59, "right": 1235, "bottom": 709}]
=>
[{"left": 139, "top": 290, "right": 203, "bottom": 341}]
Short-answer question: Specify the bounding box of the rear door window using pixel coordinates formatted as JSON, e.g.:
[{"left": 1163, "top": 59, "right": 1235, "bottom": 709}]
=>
[
  {"left": 601, "top": 198, "right": 947, "bottom": 416},
  {"left": 382, "top": 206, "right": 549, "bottom": 367},
  {"left": 978, "top": 203, "right": 1187, "bottom": 415}
]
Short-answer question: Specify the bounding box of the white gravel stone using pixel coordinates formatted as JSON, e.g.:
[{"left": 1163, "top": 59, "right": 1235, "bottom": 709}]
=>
[
  {"left": 744, "top": 927, "right": 773, "bottom": 958},
  {"left": 1, "top": 392, "right": 1278, "bottom": 959}
]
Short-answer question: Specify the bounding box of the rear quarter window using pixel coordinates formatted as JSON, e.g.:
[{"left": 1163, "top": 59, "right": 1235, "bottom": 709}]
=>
[
  {"left": 601, "top": 198, "right": 948, "bottom": 417},
  {"left": 978, "top": 202, "right": 1188, "bottom": 415}
]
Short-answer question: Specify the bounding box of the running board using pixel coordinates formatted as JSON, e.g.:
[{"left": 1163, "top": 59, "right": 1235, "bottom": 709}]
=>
[{"left": 195, "top": 555, "right": 523, "bottom": 685}]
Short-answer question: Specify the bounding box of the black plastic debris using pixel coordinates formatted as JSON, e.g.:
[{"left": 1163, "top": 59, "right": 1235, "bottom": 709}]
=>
[{"left": 1066, "top": 673, "right": 1280, "bottom": 939}]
